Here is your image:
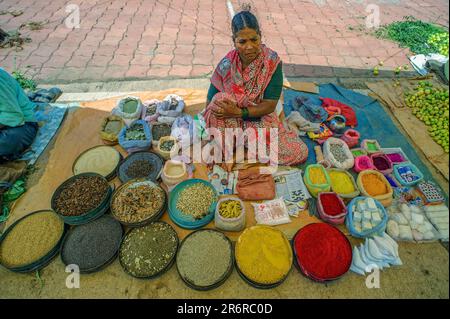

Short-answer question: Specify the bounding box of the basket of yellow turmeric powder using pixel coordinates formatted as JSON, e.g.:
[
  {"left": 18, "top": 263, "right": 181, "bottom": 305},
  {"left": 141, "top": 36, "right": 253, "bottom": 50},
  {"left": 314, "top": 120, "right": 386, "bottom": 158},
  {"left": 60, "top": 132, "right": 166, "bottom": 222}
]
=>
[
  {"left": 235, "top": 226, "right": 293, "bottom": 289},
  {"left": 357, "top": 170, "right": 393, "bottom": 207},
  {"left": 327, "top": 168, "right": 359, "bottom": 201},
  {"left": 303, "top": 164, "right": 331, "bottom": 198}
]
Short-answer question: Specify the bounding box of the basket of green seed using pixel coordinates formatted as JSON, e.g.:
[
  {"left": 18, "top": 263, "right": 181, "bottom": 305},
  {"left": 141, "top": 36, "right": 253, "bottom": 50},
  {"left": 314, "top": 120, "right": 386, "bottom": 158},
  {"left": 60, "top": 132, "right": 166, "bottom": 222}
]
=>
[
  {"left": 119, "top": 221, "right": 179, "bottom": 279},
  {"left": 169, "top": 179, "right": 218, "bottom": 229}
]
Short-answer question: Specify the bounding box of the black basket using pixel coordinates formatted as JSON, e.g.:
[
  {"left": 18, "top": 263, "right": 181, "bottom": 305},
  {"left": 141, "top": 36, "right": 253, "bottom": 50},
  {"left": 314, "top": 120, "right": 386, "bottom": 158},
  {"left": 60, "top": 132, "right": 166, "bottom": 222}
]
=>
[
  {"left": 51, "top": 173, "right": 112, "bottom": 226},
  {"left": 176, "top": 229, "right": 234, "bottom": 291},
  {"left": 110, "top": 179, "right": 167, "bottom": 228},
  {"left": 60, "top": 214, "right": 124, "bottom": 274},
  {"left": 71, "top": 145, "right": 123, "bottom": 181},
  {"left": 117, "top": 151, "right": 164, "bottom": 183},
  {"left": 118, "top": 221, "right": 179, "bottom": 279},
  {"left": 0, "top": 210, "right": 69, "bottom": 273}
]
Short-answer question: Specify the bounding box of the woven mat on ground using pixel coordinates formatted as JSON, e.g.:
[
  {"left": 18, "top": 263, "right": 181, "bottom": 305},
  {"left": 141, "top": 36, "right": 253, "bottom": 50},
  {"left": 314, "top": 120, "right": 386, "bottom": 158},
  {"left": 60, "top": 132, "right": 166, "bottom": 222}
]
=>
[
  {"left": 7, "top": 89, "right": 320, "bottom": 241},
  {"left": 366, "top": 77, "right": 449, "bottom": 181}
]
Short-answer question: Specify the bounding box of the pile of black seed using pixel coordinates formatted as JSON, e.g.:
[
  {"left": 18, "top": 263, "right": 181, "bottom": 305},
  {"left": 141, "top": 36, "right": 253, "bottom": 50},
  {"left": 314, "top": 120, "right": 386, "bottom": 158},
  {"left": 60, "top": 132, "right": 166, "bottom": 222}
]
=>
[
  {"left": 125, "top": 159, "right": 154, "bottom": 179},
  {"left": 61, "top": 215, "right": 122, "bottom": 271}
]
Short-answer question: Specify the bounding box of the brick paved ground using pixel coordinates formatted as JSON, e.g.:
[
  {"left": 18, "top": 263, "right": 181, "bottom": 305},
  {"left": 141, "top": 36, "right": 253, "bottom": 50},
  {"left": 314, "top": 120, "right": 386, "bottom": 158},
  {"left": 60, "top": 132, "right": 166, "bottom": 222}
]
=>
[{"left": 0, "top": 0, "right": 448, "bottom": 83}]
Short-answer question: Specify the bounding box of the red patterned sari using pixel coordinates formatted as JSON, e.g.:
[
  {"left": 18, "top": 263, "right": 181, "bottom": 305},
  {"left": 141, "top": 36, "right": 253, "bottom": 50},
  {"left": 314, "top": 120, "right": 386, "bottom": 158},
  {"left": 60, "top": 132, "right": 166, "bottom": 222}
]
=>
[{"left": 203, "top": 45, "right": 308, "bottom": 166}]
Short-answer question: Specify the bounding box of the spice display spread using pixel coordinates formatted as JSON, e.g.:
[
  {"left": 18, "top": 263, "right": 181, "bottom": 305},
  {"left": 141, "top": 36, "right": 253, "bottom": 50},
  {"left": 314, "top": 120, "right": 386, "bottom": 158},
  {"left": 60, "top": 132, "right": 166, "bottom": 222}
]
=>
[
  {"left": 177, "top": 230, "right": 232, "bottom": 288},
  {"left": 0, "top": 211, "right": 64, "bottom": 268},
  {"left": 236, "top": 226, "right": 292, "bottom": 285},
  {"left": 176, "top": 183, "right": 216, "bottom": 220},
  {"left": 73, "top": 146, "right": 120, "bottom": 177},
  {"left": 53, "top": 175, "right": 109, "bottom": 216},
  {"left": 61, "top": 215, "right": 122, "bottom": 271},
  {"left": 120, "top": 222, "right": 178, "bottom": 278},
  {"left": 112, "top": 181, "right": 165, "bottom": 224}
]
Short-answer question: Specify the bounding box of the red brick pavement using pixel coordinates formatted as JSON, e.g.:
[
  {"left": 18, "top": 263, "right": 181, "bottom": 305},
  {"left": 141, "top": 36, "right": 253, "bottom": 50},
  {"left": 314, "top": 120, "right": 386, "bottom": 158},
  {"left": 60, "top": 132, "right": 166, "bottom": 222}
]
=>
[{"left": 0, "top": 0, "right": 448, "bottom": 82}]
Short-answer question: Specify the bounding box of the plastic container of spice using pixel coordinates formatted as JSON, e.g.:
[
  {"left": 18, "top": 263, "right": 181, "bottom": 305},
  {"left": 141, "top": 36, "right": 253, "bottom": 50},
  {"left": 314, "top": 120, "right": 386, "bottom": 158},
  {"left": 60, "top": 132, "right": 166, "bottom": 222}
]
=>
[
  {"left": 117, "top": 151, "right": 164, "bottom": 183},
  {"left": 361, "top": 139, "right": 382, "bottom": 154},
  {"left": 0, "top": 210, "right": 69, "bottom": 273},
  {"left": 317, "top": 192, "right": 348, "bottom": 225},
  {"left": 381, "top": 147, "right": 410, "bottom": 164},
  {"left": 51, "top": 173, "right": 113, "bottom": 226},
  {"left": 393, "top": 163, "right": 424, "bottom": 187},
  {"left": 357, "top": 170, "right": 393, "bottom": 207},
  {"left": 214, "top": 197, "right": 246, "bottom": 232},
  {"left": 303, "top": 164, "right": 331, "bottom": 198},
  {"left": 370, "top": 152, "right": 393, "bottom": 175},
  {"left": 327, "top": 168, "right": 360, "bottom": 200}
]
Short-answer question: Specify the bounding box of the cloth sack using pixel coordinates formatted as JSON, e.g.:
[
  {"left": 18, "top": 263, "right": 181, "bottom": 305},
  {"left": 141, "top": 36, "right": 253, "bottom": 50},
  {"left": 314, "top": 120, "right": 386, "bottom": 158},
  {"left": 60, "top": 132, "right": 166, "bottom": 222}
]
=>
[{"left": 236, "top": 168, "right": 276, "bottom": 201}]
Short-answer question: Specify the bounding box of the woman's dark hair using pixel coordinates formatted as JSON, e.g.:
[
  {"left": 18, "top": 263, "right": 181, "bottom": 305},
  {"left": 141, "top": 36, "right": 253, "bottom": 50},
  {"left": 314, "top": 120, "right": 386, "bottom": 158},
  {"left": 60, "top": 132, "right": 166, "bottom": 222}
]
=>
[{"left": 231, "top": 8, "right": 261, "bottom": 40}]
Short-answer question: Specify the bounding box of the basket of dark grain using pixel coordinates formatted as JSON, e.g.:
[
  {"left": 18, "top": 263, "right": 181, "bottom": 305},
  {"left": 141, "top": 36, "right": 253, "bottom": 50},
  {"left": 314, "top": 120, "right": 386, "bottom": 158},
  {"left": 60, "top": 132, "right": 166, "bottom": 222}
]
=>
[{"left": 51, "top": 173, "right": 112, "bottom": 225}]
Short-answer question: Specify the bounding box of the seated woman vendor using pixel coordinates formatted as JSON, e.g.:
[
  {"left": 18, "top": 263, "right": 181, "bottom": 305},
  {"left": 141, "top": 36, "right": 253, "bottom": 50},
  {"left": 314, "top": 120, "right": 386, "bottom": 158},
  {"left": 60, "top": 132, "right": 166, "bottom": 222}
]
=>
[
  {"left": 203, "top": 9, "right": 308, "bottom": 166},
  {"left": 0, "top": 68, "right": 38, "bottom": 162}
]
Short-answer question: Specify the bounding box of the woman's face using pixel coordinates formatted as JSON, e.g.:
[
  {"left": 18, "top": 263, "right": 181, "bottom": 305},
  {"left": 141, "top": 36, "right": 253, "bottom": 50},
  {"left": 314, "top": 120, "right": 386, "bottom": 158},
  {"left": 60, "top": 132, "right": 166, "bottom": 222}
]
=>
[{"left": 234, "top": 27, "right": 261, "bottom": 64}]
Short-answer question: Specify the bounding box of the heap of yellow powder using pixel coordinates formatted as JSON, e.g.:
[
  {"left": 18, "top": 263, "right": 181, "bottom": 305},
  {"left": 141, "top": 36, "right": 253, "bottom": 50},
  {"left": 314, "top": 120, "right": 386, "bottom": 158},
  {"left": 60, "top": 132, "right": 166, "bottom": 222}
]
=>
[
  {"left": 361, "top": 173, "right": 388, "bottom": 196},
  {"left": 329, "top": 170, "right": 355, "bottom": 194},
  {"left": 309, "top": 166, "right": 327, "bottom": 185},
  {"left": 235, "top": 226, "right": 292, "bottom": 285}
]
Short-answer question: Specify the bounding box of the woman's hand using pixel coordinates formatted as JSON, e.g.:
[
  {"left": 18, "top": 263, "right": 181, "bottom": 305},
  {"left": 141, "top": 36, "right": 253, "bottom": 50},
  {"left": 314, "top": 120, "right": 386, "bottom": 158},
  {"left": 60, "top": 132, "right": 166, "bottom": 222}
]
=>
[{"left": 212, "top": 98, "right": 242, "bottom": 118}]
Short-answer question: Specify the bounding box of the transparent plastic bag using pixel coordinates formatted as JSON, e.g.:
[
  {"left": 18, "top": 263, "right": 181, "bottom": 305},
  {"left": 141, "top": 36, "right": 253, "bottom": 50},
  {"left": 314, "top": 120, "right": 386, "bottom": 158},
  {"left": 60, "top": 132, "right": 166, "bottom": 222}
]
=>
[
  {"left": 112, "top": 96, "right": 143, "bottom": 126},
  {"left": 171, "top": 114, "right": 194, "bottom": 149},
  {"left": 252, "top": 198, "right": 291, "bottom": 226},
  {"left": 157, "top": 94, "right": 185, "bottom": 117}
]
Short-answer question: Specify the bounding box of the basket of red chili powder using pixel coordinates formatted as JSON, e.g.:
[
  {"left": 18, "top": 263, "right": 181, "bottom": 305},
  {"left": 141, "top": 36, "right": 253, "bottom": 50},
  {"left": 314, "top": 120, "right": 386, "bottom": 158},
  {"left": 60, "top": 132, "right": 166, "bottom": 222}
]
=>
[
  {"left": 317, "top": 192, "right": 347, "bottom": 225},
  {"left": 293, "top": 223, "right": 352, "bottom": 282}
]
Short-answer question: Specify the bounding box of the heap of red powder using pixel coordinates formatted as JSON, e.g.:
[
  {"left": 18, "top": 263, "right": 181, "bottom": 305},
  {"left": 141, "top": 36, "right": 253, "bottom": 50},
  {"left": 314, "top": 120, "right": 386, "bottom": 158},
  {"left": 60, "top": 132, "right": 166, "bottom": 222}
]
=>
[
  {"left": 294, "top": 223, "right": 352, "bottom": 281},
  {"left": 319, "top": 193, "right": 345, "bottom": 217}
]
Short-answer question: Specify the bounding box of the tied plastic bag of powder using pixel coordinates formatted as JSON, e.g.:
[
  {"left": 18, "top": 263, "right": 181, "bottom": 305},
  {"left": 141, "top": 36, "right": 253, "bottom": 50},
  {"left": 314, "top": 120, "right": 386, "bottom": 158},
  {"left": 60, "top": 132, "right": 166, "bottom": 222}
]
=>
[
  {"left": 252, "top": 198, "right": 291, "bottom": 226},
  {"left": 112, "top": 96, "right": 143, "bottom": 126}
]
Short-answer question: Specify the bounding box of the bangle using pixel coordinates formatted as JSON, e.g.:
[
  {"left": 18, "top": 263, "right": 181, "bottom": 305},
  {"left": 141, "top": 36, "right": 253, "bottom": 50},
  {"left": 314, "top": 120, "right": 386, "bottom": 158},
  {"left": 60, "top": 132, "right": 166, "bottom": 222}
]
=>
[{"left": 241, "top": 107, "right": 249, "bottom": 120}]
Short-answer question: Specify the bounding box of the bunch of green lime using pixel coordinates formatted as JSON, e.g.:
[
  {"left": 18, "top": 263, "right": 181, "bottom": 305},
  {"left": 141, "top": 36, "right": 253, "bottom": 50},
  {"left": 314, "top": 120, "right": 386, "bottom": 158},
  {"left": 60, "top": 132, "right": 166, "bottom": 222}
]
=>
[
  {"left": 404, "top": 81, "right": 449, "bottom": 153},
  {"left": 427, "top": 32, "right": 449, "bottom": 56}
]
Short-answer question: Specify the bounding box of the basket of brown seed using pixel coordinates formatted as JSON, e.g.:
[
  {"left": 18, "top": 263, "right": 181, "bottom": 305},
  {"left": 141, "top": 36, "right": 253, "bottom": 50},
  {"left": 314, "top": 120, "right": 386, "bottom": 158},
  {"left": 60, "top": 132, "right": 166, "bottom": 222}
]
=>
[{"left": 111, "top": 179, "right": 167, "bottom": 227}]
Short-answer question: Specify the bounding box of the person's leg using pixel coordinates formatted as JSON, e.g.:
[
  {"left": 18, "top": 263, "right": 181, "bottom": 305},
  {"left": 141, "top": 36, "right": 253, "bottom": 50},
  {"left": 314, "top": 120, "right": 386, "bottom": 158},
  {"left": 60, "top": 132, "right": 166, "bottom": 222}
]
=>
[{"left": 0, "top": 122, "right": 38, "bottom": 161}]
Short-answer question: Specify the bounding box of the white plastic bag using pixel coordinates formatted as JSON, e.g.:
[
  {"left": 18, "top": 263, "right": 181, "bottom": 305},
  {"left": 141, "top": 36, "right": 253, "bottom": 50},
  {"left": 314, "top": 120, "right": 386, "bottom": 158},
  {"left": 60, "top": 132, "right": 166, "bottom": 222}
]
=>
[
  {"left": 323, "top": 137, "right": 354, "bottom": 170},
  {"left": 215, "top": 198, "right": 246, "bottom": 232},
  {"left": 112, "top": 96, "right": 143, "bottom": 126},
  {"left": 252, "top": 198, "right": 291, "bottom": 226},
  {"left": 171, "top": 114, "right": 194, "bottom": 149}
]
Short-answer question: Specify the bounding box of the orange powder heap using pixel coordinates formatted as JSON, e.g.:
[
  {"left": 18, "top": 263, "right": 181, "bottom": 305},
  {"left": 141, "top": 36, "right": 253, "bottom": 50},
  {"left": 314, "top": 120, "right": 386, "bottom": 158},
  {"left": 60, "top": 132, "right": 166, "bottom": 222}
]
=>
[{"left": 361, "top": 173, "right": 388, "bottom": 196}]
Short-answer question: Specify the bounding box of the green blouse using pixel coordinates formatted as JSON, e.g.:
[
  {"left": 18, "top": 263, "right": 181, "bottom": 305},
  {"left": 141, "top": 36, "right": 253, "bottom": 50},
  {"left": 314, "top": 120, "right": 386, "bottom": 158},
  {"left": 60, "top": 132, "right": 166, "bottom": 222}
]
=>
[{"left": 207, "top": 62, "right": 283, "bottom": 102}]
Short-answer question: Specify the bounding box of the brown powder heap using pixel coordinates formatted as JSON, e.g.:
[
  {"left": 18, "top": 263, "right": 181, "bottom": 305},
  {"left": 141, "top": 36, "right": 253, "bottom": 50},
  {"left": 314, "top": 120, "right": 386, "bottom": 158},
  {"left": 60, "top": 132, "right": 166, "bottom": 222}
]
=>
[
  {"left": 0, "top": 211, "right": 64, "bottom": 268},
  {"left": 54, "top": 175, "right": 109, "bottom": 216}
]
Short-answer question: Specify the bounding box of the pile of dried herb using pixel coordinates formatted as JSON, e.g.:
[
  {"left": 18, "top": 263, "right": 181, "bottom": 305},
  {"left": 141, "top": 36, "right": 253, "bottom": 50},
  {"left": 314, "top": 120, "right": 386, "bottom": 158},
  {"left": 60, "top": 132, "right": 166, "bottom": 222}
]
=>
[
  {"left": 177, "top": 230, "right": 232, "bottom": 288},
  {"left": 54, "top": 175, "right": 109, "bottom": 216},
  {"left": 0, "top": 211, "right": 64, "bottom": 268},
  {"left": 112, "top": 182, "right": 165, "bottom": 224},
  {"left": 125, "top": 123, "right": 146, "bottom": 141},
  {"left": 123, "top": 100, "right": 138, "bottom": 114},
  {"left": 119, "top": 222, "right": 178, "bottom": 277},
  {"left": 61, "top": 215, "right": 122, "bottom": 270},
  {"left": 125, "top": 159, "right": 154, "bottom": 179},
  {"left": 176, "top": 183, "right": 216, "bottom": 219},
  {"left": 152, "top": 123, "right": 171, "bottom": 141},
  {"left": 160, "top": 140, "right": 175, "bottom": 152}
]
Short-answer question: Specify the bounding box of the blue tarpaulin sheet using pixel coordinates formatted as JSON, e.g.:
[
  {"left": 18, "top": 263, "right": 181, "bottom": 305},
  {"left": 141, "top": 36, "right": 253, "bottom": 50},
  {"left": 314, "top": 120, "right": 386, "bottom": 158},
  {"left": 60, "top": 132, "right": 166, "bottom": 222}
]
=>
[{"left": 283, "top": 83, "right": 444, "bottom": 196}]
